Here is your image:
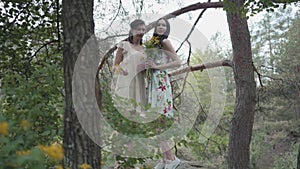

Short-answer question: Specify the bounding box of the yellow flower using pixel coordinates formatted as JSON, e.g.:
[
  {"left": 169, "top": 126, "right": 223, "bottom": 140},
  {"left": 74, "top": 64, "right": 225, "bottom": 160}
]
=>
[
  {"left": 20, "top": 120, "right": 30, "bottom": 130},
  {"left": 100, "top": 160, "right": 105, "bottom": 165},
  {"left": 144, "top": 36, "right": 161, "bottom": 83},
  {"left": 56, "top": 165, "right": 63, "bottom": 169},
  {"left": 6, "top": 162, "right": 18, "bottom": 167},
  {"left": 38, "top": 143, "right": 64, "bottom": 160},
  {"left": 114, "top": 64, "right": 121, "bottom": 74},
  {"left": 0, "top": 121, "right": 8, "bottom": 136},
  {"left": 144, "top": 36, "right": 160, "bottom": 49},
  {"left": 80, "top": 163, "right": 92, "bottom": 169},
  {"left": 113, "top": 64, "right": 126, "bottom": 75},
  {"left": 16, "top": 150, "right": 31, "bottom": 156}
]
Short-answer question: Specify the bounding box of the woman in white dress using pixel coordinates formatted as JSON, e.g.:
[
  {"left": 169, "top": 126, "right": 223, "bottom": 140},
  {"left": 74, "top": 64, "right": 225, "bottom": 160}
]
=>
[{"left": 112, "top": 19, "right": 147, "bottom": 121}]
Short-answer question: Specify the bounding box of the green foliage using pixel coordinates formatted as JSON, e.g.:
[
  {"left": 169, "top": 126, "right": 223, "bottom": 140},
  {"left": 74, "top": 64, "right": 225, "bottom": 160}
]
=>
[
  {"left": 0, "top": 55, "right": 63, "bottom": 168},
  {"left": 173, "top": 46, "right": 233, "bottom": 168},
  {"left": 251, "top": 8, "right": 300, "bottom": 119},
  {"left": 223, "top": 0, "right": 299, "bottom": 19},
  {"left": 250, "top": 125, "right": 272, "bottom": 168},
  {"left": 0, "top": 0, "right": 63, "bottom": 168},
  {"left": 250, "top": 8, "right": 299, "bottom": 168},
  {"left": 244, "top": 0, "right": 299, "bottom": 18},
  {"left": 0, "top": 0, "right": 61, "bottom": 75},
  {"left": 99, "top": 68, "right": 177, "bottom": 167}
]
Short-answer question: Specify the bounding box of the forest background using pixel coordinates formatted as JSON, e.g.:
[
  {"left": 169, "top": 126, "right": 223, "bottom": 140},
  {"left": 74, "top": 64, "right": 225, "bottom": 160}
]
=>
[{"left": 0, "top": 0, "right": 299, "bottom": 169}]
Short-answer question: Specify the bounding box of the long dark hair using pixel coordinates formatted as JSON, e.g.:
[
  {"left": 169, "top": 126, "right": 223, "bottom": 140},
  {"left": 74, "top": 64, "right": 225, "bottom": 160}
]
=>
[
  {"left": 126, "top": 19, "right": 145, "bottom": 45},
  {"left": 153, "top": 18, "right": 170, "bottom": 48}
]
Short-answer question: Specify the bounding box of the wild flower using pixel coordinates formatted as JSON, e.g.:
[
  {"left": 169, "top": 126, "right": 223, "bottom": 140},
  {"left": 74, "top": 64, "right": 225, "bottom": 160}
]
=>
[
  {"left": 80, "top": 163, "right": 92, "bottom": 169},
  {"left": 143, "top": 36, "right": 161, "bottom": 85},
  {"left": 16, "top": 150, "right": 31, "bottom": 156},
  {"left": 20, "top": 119, "right": 30, "bottom": 130},
  {"left": 38, "top": 143, "right": 64, "bottom": 160},
  {"left": 0, "top": 121, "right": 8, "bottom": 136}
]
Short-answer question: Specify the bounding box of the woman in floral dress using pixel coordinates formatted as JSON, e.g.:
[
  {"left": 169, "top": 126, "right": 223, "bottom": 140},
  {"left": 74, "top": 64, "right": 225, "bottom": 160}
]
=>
[{"left": 145, "top": 18, "right": 181, "bottom": 169}]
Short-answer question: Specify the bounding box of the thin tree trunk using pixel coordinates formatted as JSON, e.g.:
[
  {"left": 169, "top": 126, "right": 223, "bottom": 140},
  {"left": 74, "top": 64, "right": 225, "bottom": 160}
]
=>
[
  {"left": 297, "top": 144, "right": 300, "bottom": 169},
  {"left": 225, "top": 0, "right": 256, "bottom": 168},
  {"left": 62, "top": 0, "right": 101, "bottom": 168}
]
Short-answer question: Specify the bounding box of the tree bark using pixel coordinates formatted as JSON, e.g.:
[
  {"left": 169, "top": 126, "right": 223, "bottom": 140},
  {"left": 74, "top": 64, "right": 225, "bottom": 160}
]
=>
[
  {"left": 225, "top": 0, "right": 256, "bottom": 168},
  {"left": 298, "top": 143, "right": 300, "bottom": 169},
  {"left": 62, "top": 0, "right": 101, "bottom": 168}
]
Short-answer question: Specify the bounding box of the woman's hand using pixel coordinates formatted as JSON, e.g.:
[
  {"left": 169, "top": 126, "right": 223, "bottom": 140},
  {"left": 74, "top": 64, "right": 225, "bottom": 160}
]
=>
[
  {"left": 122, "top": 69, "right": 128, "bottom": 76},
  {"left": 137, "top": 63, "right": 146, "bottom": 72},
  {"left": 145, "top": 59, "right": 158, "bottom": 69},
  {"left": 113, "top": 65, "right": 128, "bottom": 76}
]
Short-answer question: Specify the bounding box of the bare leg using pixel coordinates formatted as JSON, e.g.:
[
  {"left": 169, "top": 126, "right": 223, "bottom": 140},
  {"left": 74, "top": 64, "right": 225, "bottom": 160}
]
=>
[
  {"left": 160, "top": 140, "right": 175, "bottom": 161},
  {"left": 160, "top": 140, "right": 180, "bottom": 169},
  {"left": 114, "top": 155, "right": 119, "bottom": 169}
]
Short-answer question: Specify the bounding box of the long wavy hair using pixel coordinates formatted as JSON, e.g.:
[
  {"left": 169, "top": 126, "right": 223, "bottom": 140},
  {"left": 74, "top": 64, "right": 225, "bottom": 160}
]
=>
[
  {"left": 152, "top": 18, "right": 170, "bottom": 48},
  {"left": 126, "top": 19, "right": 145, "bottom": 45}
]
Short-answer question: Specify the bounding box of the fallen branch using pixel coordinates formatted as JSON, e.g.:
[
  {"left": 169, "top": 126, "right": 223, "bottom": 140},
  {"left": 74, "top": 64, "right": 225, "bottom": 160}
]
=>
[{"left": 169, "top": 59, "right": 232, "bottom": 77}]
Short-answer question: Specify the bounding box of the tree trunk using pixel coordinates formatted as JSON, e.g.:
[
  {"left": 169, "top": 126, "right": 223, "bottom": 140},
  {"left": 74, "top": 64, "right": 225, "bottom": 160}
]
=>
[
  {"left": 298, "top": 143, "right": 300, "bottom": 169},
  {"left": 225, "top": 0, "right": 256, "bottom": 168},
  {"left": 62, "top": 0, "right": 101, "bottom": 168}
]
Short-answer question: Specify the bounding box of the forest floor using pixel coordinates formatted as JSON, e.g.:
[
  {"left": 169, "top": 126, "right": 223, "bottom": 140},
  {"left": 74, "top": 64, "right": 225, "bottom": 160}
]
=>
[
  {"left": 154, "top": 119, "right": 299, "bottom": 169},
  {"left": 253, "top": 119, "right": 299, "bottom": 169},
  {"left": 103, "top": 119, "right": 299, "bottom": 169}
]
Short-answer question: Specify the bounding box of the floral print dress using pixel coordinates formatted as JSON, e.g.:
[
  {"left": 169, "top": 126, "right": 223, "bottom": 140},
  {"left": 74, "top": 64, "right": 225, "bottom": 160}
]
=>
[{"left": 147, "top": 51, "right": 174, "bottom": 118}]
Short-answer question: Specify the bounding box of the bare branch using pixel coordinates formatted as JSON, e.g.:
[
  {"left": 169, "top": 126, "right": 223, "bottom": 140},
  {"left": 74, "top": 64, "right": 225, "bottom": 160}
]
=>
[
  {"left": 104, "top": 0, "right": 123, "bottom": 32},
  {"left": 166, "top": 2, "right": 223, "bottom": 19},
  {"left": 169, "top": 59, "right": 232, "bottom": 77},
  {"left": 252, "top": 63, "right": 265, "bottom": 89},
  {"left": 186, "top": 40, "right": 192, "bottom": 66},
  {"left": 176, "top": 0, "right": 211, "bottom": 53},
  {"left": 262, "top": 75, "right": 284, "bottom": 82},
  {"left": 29, "top": 40, "right": 59, "bottom": 62},
  {"left": 101, "top": 33, "right": 127, "bottom": 41},
  {"left": 146, "top": 2, "right": 223, "bottom": 31}
]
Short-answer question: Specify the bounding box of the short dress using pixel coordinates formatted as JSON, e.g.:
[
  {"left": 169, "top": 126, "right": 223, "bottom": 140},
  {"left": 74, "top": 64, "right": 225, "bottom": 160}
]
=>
[
  {"left": 147, "top": 50, "right": 174, "bottom": 118},
  {"left": 113, "top": 41, "right": 147, "bottom": 115}
]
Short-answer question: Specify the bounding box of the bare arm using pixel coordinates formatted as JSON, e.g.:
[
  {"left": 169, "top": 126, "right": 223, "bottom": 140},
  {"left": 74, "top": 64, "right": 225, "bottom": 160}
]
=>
[
  {"left": 113, "top": 47, "right": 128, "bottom": 75},
  {"left": 113, "top": 47, "right": 124, "bottom": 67}
]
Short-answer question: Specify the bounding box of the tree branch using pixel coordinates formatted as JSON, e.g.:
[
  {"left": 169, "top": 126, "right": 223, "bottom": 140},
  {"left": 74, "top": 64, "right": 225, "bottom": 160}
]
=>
[
  {"left": 145, "top": 2, "right": 223, "bottom": 31},
  {"left": 176, "top": 7, "right": 208, "bottom": 53},
  {"left": 29, "top": 40, "right": 59, "bottom": 62},
  {"left": 252, "top": 63, "right": 265, "bottom": 89},
  {"left": 169, "top": 59, "right": 232, "bottom": 76},
  {"left": 166, "top": 1, "right": 223, "bottom": 19}
]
